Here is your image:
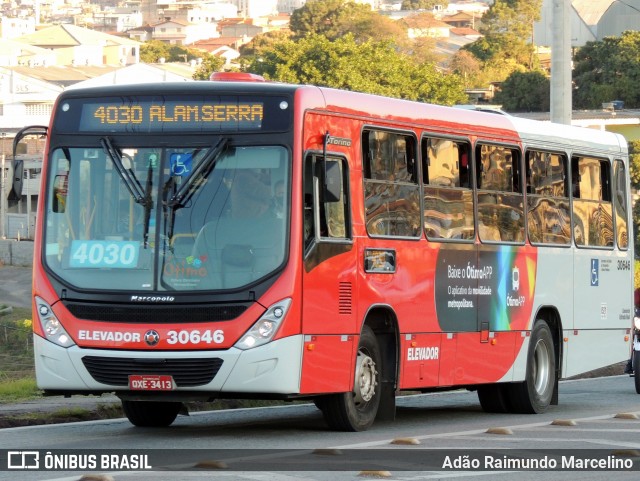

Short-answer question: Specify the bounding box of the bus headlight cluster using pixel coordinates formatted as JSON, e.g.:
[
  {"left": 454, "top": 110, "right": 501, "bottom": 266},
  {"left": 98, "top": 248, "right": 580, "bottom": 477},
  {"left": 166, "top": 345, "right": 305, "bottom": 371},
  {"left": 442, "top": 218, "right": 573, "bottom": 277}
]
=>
[
  {"left": 35, "top": 297, "right": 75, "bottom": 348},
  {"left": 234, "top": 298, "right": 292, "bottom": 350}
]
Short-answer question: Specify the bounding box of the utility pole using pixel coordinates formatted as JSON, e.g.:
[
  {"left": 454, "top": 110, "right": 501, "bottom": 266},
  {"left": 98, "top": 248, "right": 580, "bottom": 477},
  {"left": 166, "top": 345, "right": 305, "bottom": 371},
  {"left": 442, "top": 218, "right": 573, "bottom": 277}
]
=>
[{"left": 551, "top": 0, "right": 572, "bottom": 125}]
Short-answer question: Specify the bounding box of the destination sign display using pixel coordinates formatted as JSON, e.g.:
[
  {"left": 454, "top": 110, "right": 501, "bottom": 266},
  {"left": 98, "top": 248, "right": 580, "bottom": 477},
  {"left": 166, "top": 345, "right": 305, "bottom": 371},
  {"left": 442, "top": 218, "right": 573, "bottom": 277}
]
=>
[{"left": 55, "top": 95, "right": 291, "bottom": 134}]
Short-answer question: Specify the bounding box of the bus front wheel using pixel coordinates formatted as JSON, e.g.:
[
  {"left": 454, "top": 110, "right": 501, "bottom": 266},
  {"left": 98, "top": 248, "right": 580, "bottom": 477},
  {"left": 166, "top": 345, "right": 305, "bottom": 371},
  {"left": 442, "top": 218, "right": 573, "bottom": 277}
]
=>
[
  {"left": 122, "top": 400, "right": 182, "bottom": 427},
  {"left": 318, "top": 326, "right": 381, "bottom": 431},
  {"left": 507, "top": 320, "right": 556, "bottom": 413}
]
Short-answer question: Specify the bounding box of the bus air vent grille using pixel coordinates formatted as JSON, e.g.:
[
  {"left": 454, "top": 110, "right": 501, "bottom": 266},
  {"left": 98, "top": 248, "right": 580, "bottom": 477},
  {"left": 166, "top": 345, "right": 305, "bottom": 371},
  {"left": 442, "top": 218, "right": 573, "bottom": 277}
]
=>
[
  {"left": 338, "top": 282, "right": 352, "bottom": 315},
  {"left": 81, "top": 356, "right": 224, "bottom": 387},
  {"left": 64, "top": 302, "right": 248, "bottom": 323}
]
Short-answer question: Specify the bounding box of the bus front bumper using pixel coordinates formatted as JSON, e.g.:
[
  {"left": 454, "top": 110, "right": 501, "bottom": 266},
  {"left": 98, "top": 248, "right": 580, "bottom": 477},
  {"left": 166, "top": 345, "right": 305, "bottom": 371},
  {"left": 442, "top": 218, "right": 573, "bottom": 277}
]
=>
[{"left": 33, "top": 334, "right": 303, "bottom": 396}]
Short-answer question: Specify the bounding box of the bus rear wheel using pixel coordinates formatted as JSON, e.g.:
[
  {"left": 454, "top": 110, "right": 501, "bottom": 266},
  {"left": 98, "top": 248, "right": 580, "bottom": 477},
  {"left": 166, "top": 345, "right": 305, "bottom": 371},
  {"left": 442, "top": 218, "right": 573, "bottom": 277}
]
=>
[
  {"left": 507, "top": 320, "right": 556, "bottom": 413},
  {"left": 122, "top": 400, "right": 182, "bottom": 427},
  {"left": 318, "top": 326, "right": 381, "bottom": 431}
]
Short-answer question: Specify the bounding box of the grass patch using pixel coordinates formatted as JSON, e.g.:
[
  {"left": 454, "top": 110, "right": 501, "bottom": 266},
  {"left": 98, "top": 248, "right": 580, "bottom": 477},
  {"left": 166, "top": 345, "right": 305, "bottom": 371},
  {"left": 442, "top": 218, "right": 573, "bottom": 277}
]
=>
[
  {"left": 0, "top": 377, "right": 40, "bottom": 402},
  {"left": 0, "top": 306, "right": 39, "bottom": 402}
]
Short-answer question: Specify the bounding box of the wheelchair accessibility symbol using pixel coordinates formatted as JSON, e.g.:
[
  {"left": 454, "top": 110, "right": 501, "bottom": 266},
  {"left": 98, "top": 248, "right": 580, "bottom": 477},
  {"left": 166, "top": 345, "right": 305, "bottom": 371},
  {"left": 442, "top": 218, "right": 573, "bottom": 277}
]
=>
[
  {"left": 590, "top": 259, "right": 599, "bottom": 286},
  {"left": 170, "top": 153, "right": 193, "bottom": 177}
]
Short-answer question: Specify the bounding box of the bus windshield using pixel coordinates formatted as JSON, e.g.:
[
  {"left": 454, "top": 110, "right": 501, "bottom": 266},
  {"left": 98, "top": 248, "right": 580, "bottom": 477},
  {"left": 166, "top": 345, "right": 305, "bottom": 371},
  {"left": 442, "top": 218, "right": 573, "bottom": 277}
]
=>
[{"left": 44, "top": 142, "right": 289, "bottom": 292}]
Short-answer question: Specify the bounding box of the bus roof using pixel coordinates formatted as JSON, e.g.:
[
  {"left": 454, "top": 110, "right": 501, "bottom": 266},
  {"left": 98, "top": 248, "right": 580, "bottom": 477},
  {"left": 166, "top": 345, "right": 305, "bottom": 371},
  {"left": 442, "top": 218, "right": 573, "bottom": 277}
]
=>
[{"left": 56, "top": 81, "right": 628, "bottom": 156}]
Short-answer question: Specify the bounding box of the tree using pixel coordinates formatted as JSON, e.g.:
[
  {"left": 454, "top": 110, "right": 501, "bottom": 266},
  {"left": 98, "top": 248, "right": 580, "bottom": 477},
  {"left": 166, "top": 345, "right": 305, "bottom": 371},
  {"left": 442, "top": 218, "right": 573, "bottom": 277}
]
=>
[
  {"left": 140, "top": 40, "right": 206, "bottom": 64},
  {"left": 401, "top": 0, "right": 448, "bottom": 9},
  {"left": 573, "top": 31, "right": 640, "bottom": 109},
  {"left": 246, "top": 33, "right": 467, "bottom": 106},
  {"left": 449, "top": 50, "right": 482, "bottom": 88},
  {"left": 290, "top": 0, "right": 402, "bottom": 43},
  {"left": 192, "top": 55, "right": 225, "bottom": 80},
  {"left": 494, "top": 70, "right": 550, "bottom": 112},
  {"left": 479, "top": 0, "right": 541, "bottom": 41},
  {"left": 461, "top": 0, "right": 542, "bottom": 79},
  {"left": 140, "top": 40, "right": 170, "bottom": 63},
  {"left": 629, "top": 140, "right": 640, "bottom": 190}
]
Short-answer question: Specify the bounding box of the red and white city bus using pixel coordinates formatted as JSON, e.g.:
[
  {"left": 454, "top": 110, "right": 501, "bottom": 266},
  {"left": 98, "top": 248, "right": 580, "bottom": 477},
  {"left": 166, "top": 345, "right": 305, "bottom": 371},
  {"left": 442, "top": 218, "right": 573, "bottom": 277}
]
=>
[{"left": 17, "top": 74, "right": 633, "bottom": 431}]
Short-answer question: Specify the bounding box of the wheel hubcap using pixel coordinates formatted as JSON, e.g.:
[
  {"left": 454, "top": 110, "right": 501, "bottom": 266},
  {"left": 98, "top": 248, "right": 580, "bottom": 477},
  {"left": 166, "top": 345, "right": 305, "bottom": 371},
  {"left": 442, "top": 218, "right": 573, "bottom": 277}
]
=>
[
  {"left": 354, "top": 350, "right": 377, "bottom": 404},
  {"left": 533, "top": 339, "right": 551, "bottom": 395}
]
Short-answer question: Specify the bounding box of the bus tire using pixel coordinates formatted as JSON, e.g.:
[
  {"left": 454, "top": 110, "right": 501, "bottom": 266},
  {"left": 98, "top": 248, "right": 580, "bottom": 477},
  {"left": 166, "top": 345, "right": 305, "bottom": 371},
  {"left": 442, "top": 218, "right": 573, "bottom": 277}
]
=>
[
  {"left": 477, "top": 384, "right": 510, "bottom": 413},
  {"left": 634, "top": 350, "right": 640, "bottom": 394},
  {"left": 507, "top": 320, "right": 556, "bottom": 413},
  {"left": 319, "top": 325, "right": 381, "bottom": 431},
  {"left": 122, "top": 400, "right": 182, "bottom": 427}
]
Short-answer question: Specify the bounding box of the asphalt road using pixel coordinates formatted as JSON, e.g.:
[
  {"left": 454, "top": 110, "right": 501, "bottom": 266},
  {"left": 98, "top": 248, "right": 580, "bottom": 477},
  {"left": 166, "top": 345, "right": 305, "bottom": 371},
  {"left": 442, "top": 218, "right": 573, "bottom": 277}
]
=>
[
  {"left": 1, "top": 375, "right": 640, "bottom": 481},
  {"left": 0, "top": 264, "right": 32, "bottom": 309}
]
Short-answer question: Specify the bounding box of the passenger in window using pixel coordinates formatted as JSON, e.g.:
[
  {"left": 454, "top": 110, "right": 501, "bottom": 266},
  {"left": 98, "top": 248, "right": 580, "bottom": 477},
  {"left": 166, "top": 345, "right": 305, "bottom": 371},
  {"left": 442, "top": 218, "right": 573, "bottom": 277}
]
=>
[{"left": 230, "top": 171, "right": 271, "bottom": 218}]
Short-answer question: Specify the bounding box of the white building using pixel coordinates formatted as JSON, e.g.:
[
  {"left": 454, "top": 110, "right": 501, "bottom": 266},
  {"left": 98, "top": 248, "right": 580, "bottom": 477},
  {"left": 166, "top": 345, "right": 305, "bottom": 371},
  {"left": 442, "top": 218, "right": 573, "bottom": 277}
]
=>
[
  {"left": 277, "top": 0, "right": 306, "bottom": 13},
  {"left": 232, "top": 0, "right": 278, "bottom": 18},
  {"left": 0, "top": 16, "right": 36, "bottom": 40}
]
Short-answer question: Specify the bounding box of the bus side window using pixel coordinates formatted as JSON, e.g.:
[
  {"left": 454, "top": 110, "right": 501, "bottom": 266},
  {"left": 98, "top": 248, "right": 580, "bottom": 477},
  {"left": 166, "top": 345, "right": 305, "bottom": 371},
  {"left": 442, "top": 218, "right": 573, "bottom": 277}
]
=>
[
  {"left": 303, "top": 154, "right": 350, "bottom": 252},
  {"left": 422, "top": 137, "right": 474, "bottom": 241},
  {"left": 571, "top": 155, "right": 613, "bottom": 247},
  {"left": 613, "top": 160, "right": 629, "bottom": 250},
  {"left": 475, "top": 144, "right": 524, "bottom": 244},
  {"left": 526, "top": 150, "right": 570, "bottom": 245},
  {"left": 362, "top": 129, "right": 420, "bottom": 238}
]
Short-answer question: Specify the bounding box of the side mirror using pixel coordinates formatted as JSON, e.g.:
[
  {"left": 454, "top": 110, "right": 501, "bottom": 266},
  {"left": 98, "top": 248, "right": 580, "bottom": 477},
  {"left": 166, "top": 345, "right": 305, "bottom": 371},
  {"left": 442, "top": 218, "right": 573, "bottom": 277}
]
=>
[
  {"left": 8, "top": 159, "right": 23, "bottom": 201},
  {"left": 10, "top": 125, "right": 48, "bottom": 199}
]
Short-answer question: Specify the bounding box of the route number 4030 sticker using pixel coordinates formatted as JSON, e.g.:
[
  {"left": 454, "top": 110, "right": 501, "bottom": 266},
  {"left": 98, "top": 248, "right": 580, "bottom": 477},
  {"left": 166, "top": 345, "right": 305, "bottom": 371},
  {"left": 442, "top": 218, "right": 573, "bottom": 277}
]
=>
[
  {"left": 70, "top": 240, "right": 140, "bottom": 269},
  {"left": 167, "top": 329, "right": 224, "bottom": 345}
]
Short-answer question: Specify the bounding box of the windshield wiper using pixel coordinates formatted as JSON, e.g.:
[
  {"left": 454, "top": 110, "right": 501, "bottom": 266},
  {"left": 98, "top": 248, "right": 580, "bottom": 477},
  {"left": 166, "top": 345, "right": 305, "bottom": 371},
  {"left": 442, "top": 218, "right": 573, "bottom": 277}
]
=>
[
  {"left": 101, "top": 137, "right": 146, "bottom": 204},
  {"left": 168, "top": 138, "right": 229, "bottom": 208}
]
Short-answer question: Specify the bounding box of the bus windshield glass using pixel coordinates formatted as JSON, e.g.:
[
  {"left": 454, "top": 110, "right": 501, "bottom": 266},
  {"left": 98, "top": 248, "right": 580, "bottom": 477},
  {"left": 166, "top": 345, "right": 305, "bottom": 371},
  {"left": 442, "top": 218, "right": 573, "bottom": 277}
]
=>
[{"left": 44, "top": 142, "right": 289, "bottom": 292}]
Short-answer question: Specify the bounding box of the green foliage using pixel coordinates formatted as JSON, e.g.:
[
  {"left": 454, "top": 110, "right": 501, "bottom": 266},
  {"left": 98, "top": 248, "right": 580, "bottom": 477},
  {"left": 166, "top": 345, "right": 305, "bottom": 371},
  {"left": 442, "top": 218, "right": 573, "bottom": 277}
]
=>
[
  {"left": 401, "top": 0, "right": 449, "bottom": 9},
  {"left": 629, "top": 140, "right": 640, "bottom": 190},
  {"left": 0, "top": 378, "right": 39, "bottom": 402},
  {"left": 140, "top": 40, "right": 207, "bottom": 64},
  {"left": 495, "top": 70, "right": 550, "bottom": 112},
  {"left": 461, "top": 0, "right": 541, "bottom": 82},
  {"left": 573, "top": 31, "right": 640, "bottom": 109},
  {"left": 479, "top": 0, "right": 542, "bottom": 40},
  {"left": 140, "top": 40, "right": 169, "bottom": 63},
  {"left": 636, "top": 260, "right": 640, "bottom": 290},
  {"left": 0, "top": 307, "right": 35, "bottom": 400},
  {"left": 239, "top": 30, "right": 293, "bottom": 60},
  {"left": 290, "top": 0, "right": 397, "bottom": 42},
  {"left": 247, "top": 33, "right": 467, "bottom": 105},
  {"left": 192, "top": 55, "right": 226, "bottom": 80}
]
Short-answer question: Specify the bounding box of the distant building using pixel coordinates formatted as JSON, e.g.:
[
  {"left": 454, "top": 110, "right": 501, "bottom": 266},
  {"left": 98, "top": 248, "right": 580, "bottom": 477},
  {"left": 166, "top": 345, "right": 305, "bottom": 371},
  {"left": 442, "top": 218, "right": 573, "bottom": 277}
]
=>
[
  {"left": 231, "top": 0, "right": 278, "bottom": 18},
  {"left": 277, "top": 0, "right": 306, "bottom": 14},
  {"left": 534, "top": 0, "right": 640, "bottom": 47},
  {"left": 0, "top": 16, "right": 36, "bottom": 39},
  {"left": 16, "top": 24, "right": 141, "bottom": 66}
]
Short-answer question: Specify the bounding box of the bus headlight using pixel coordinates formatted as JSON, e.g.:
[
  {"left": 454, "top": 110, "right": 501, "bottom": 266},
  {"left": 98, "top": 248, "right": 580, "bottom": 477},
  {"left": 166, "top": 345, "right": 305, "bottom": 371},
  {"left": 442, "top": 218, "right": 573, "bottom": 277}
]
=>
[
  {"left": 234, "top": 298, "right": 292, "bottom": 350},
  {"left": 35, "top": 297, "right": 75, "bottom": 348}
]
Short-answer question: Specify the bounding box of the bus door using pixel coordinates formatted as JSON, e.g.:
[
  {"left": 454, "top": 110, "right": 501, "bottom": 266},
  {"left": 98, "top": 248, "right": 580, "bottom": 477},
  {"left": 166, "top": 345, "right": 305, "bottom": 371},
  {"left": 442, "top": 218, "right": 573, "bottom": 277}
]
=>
[
  {"left": 300, "top": 150, "right": 357, "bottom": 394},
  {"left": 422, "top": 137, "right": 480, "bottom": 386},
  {"left": 451, "top": 144, "right": 526, "bottom": 385}
]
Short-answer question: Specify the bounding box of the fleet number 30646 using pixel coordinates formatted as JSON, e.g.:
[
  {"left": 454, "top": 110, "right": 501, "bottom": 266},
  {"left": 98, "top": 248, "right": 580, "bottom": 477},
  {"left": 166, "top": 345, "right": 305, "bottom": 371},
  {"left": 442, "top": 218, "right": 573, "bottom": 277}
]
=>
[{"left": 166, "top": 329, "right": 224, "bottom": 345}]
